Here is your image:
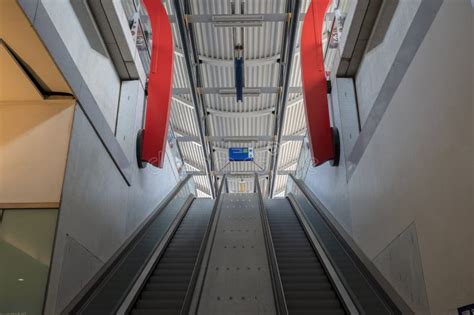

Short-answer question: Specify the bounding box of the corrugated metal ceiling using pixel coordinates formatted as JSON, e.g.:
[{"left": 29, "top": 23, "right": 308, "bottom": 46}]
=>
[{"left": 163, "top": 0, "right": 312, "bottom": 196}]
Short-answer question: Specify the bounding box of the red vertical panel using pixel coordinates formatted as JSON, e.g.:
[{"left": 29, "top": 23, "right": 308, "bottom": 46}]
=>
[
  {"left": 141, "top": 0, "right": 174, "bottom": 168},
  {"left": 301, "top": 0, "right": 334, "bottom": 166}
]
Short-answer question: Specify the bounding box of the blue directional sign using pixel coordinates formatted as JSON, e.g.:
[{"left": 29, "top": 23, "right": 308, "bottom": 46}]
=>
[{"left": 229, "top": 147, "right": 254, "bottom": 161}]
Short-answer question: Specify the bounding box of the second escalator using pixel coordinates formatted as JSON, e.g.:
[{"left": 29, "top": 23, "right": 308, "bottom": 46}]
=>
[
  {"left": 266, "top": 198, "right": 346, "bottom": 315},
  {"left": 131, "top": 199, "right": 214, "bottom": 314}
]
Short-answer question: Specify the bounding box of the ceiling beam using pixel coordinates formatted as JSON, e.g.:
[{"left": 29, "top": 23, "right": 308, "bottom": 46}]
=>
[
  {"left": 169, "top": 13, "right": 305, "bottom": 24},
  {"left": 176, "top": 135, "right": 305, "bottom": 143},
  {"left": 175, "top": 48, "right": 300, "bottom": 66},
  {"left": 279, "top": 160, "right": 298, "bottom": 171},
  {"left": 172, "top": 0, "right": 215, "bottom": 198},
  {"left": 173, "top": 87, "right": 302, "bottom": 95},
  {"left": 172, "top": 95, "right": 303, "bottom": 116},
  {"left": 188, "top": 170, "right": 296, "bottom": 176},
  {"left": 269, "top": 0, "right": 302, "bottom": 198},
  {"left": 207, "top": 107, "right": 274, "bottom": 118},
  {"left": 183, "top": 159, "right": 204, "bottom": 172}
]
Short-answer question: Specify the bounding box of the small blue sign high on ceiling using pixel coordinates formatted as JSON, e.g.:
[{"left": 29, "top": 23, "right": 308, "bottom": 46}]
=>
[{"left": 229, "top": 147, "right": 254, "bottom": 161}]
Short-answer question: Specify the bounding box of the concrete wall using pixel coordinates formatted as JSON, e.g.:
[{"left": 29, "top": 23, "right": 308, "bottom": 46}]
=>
[
  {"left": 302, "top": 1, "right": 473, "bottom": 313},
  {"left": 40, "top": 0, "right": 122, "bottom": 130},
  {"left": 44, "top": 80, "right": 181, "bottom": 313},
  {"left": 355, "top": 0, "right": 422, "bottom": 126}
]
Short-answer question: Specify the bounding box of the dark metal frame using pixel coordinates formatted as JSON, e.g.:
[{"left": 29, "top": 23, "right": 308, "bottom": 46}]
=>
[
  {"left": 172, "top": 0, "right": 216, "bottom": 198},
  {"left": 269, "top": 0, "right": 301, "bottom": 198}
]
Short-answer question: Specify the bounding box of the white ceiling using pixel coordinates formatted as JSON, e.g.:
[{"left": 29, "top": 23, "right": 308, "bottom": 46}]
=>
[{"left": 163, "top": 0, "right": 312, "bottom": 196}]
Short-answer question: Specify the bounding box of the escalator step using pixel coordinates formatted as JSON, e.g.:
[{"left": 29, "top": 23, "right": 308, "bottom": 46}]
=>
[
  {"left": 131, "top": 201, "right": 212, "bottom": 313},
  {"left": 140, "top": 291, "right": 184, "bottom": 299},
  {"left": 266, "top": 200, "right": 346, "bottom": 314},
  {"left": 290, "top": 310, "right": 345, "bottom": 315},
  {"left": 131, "top": 310, "right": 180, "bottom": 315},
  {"left": 135, "top": 298, "right": 183, "bottom": 309}
]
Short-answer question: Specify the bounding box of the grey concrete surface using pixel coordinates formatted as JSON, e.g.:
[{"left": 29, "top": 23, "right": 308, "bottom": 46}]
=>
[
  {"left": 17, "top": 0, "right": 39, "bottom": 22},
  {"left": 197, "top": 194, "right": 276, "bottom": 315},
  {"left": 366, "top": 0, "right": 399, "bottom": 52},
  {"left": 44, "top": 102, "right": 180, "bottom": 314},
  {"left": 350, "top": 0, "right": 445, "bottom": 179},
  {"left": 70, "top": 0, "right": 109, "bottom": 57},
  {"left": 115, "top": 81, "right": 143, "bottom": 161},
  {"left": 348, "top": 2, "right": 473, "bottom": 312},
  {"left": 332, "top": 78, "right": 359, "bottom": 163},
  {"left": 373, "top": 223, "right": 430, "bottom": 314},
  {"left": 355, "top": 0, "right": 422, "bottom": 128},
  {"left": 39, "top": 0, "right": 121, "bottom": 131},
  {"left": 55, "top": 235, "right": 103, "bottom": 312},
  {"left": 301, "top": 81, "right": 354, "bottom": 234}
]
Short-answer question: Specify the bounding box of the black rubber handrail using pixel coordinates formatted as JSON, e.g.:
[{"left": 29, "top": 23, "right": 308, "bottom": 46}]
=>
[
  {"left": 286, "top": 194, "right": 359, "bottom": 314},
  {"left": 255, "top": 174, "right": 289, "bottom": 315},
  {"left": 287, "top": 174, "right": 414, "bottom": 314},
  {"left": 125, "top": 196, "right": 196, "bottom": 313}
]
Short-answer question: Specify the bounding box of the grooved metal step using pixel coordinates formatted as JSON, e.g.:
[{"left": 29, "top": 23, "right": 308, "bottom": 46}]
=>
[
  {"left": 131, "top": 200, "right": 213, "bottom": 314},
  {"left": 266, "top": 199, "right": 346, "bottom": 315}
]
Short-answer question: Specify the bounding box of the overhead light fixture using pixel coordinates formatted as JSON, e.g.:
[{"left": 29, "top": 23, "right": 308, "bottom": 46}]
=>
[{"left": 18, "top": 278, "right": 24, "bottom": 282}]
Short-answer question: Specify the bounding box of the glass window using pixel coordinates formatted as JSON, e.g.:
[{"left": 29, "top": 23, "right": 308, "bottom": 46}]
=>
[{"left": 0, "top": 209, "right": 58, "bottom": 315}]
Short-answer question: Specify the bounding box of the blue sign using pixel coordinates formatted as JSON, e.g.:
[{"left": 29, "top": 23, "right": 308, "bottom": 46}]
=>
[{"left": 229, "top": 147, "right": 254, "bottom": 161}]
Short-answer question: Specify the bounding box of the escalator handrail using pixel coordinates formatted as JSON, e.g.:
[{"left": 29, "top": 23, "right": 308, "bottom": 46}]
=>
[
  {"left": 183, "top": 174, "right": 228, "bottom": 314},
  {"left": 255, "top": 174, "right": 289, "bottom": 315},
  {"left": 121, "top": 196, "right": 196, "bottom": 313},
  {"left": 68, "top": 174, "right": 194, "bottom": 314},
  {"left": 288, "top": 174, "right": 414, "bottom": 314},
  {"left": 286, "top": 194, "right": 360, "bottom": 314}
]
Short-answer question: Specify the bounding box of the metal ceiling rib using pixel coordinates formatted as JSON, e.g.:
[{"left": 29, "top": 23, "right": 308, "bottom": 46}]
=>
[{"left": 165, "top": 0, "right": 309, "bottom": 196}]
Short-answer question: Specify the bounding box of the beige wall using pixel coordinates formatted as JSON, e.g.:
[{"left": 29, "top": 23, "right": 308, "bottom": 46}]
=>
[
  {"left": 348, "top": 0, "right": 473, "bottom": 313},
  {"left": 0, "top": 101, "right": 75, "bottom": 206}
]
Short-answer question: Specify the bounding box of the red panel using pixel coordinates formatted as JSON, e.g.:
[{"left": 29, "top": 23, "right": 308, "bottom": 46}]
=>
[
  {"left": 301, "top": 0, "right": 334, "bottom": 166},
  {"left": 141, "top": 0, "right": 174, "bottom": 168}
]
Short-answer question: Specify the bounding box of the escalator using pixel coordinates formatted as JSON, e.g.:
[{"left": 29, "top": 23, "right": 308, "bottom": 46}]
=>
[
  {"left": 266, "top": 198, "right": 346, "bottom": 314},
  {"left": 131, "top": 199, "right": 213, "bottom": 314},
  {"left": 71, "top": 175, "right": 412, "bottom": 315}
]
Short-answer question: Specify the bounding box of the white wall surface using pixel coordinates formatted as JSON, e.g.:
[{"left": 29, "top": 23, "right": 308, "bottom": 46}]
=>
[
  {"left": 350, "top": 1, "right": 473, "bottom": 312},
  {"left": 44, "top": 81, "right": 181, "bottom": 314},
  {"left": 303, "top": 0, "right": 473, "bottom": 313},
  {"left": 40, "top": 0, "right": 121, "bottom": 131}
]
